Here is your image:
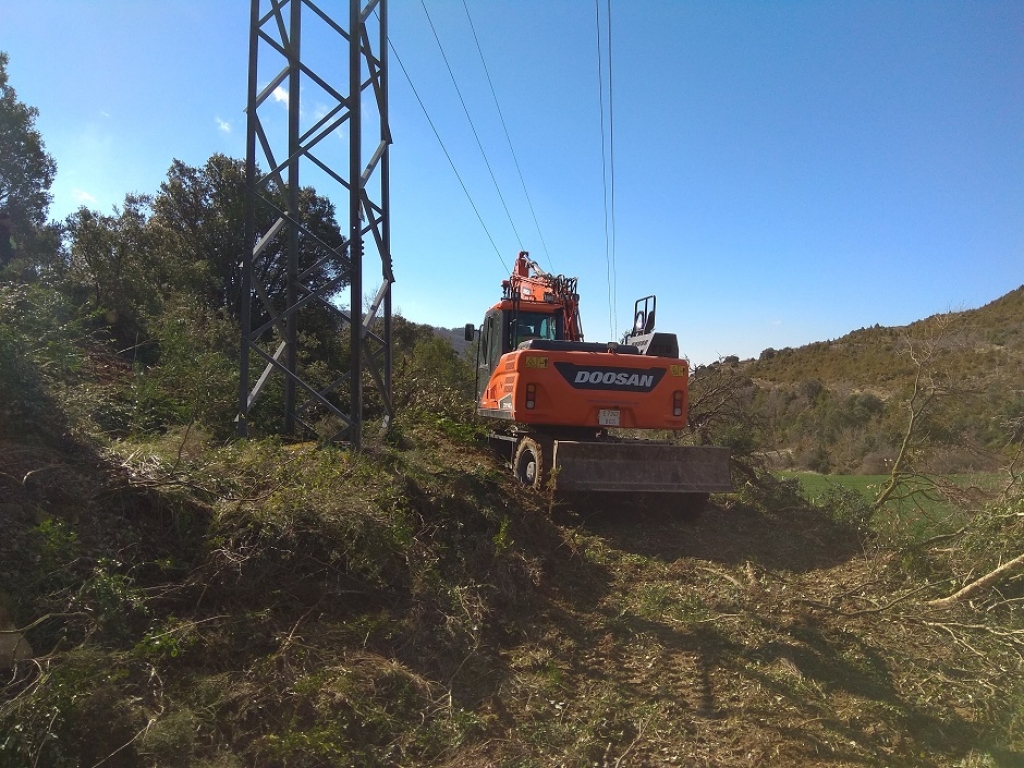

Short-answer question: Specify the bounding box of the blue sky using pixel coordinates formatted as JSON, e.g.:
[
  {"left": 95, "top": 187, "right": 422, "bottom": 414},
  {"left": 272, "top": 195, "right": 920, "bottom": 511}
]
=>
[{"left": 4, "top": 1, "right": 1022, "bottom": 365}]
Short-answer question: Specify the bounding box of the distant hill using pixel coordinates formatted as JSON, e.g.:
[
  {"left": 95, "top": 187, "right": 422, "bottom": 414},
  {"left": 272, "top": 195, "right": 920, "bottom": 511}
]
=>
[
  {"left": 744, "top": 284, "right": 1024, "bottom": 393},
  {"left": 432, "top": 326, "right": 472, "bottom": 357},
  {"left": 698, "top": 285, "right": 1024, "bottom": 474}
]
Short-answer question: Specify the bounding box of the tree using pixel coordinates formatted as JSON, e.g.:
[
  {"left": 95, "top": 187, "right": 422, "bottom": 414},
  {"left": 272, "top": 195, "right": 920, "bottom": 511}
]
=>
[
  {"left": 870, "top": 315, "right": 973, "bottom": 514},
  {"left": 392, "top": 324, "right": 475, "bottom": 420},
  {"left": 65, "top": 195, "right": 168, "bottom": 341},
  {"left": 63, "top": 155, "right": 348, "bottom": 348},
  {"left": 687, "top": 361, "right": 760, "bottom": 450},
  {"left": 149, "top": 154, "right": 347, "bottom": 328},
  {"left": 0, "top": 51, "right": 56, "bottom": 237}
]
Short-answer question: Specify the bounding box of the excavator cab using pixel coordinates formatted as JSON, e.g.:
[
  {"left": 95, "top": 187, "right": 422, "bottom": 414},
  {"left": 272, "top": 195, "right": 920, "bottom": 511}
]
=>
[
  {"left": 470, "top": 306, "right": 564, "bottom": 398},
  {"left": 513, "top": 311, "right": 561, "bottom": 345}
]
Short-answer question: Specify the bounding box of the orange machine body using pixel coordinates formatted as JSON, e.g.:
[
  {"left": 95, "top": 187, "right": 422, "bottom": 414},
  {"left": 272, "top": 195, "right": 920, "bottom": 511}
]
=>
[
  {"left": 469, "top": 252, "right": 733, "bottom": 497},
  {"left": 478, "top": 345, "right": 689, "bottom": 431},
  {"left": 474, "top": 252, "right": 689, "bottom": 432}
]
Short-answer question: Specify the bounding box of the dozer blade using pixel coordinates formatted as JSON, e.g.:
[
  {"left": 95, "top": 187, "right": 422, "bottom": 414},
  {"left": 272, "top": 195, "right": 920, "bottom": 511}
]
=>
[{"left": 551, "top": 441, "right": 733, "bottom": 494}]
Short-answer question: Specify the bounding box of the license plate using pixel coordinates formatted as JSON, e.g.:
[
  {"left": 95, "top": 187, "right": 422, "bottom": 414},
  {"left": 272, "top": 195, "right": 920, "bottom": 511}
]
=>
[{"left": 598, "top": 409, "right": 620, "bottom": 426}]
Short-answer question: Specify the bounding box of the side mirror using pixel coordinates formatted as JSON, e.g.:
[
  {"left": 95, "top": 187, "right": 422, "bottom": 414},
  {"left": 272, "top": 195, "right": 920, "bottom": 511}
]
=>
[{"left": 464, "top": 323, "right": 476, "bottom": 342}]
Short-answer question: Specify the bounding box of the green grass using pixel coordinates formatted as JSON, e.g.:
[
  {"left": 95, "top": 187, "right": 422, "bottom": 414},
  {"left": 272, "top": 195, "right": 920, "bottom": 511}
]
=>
[
  {"left": 781, "top": 471, "right": 1004, "bottom": 504},
  {"left": 780, "top": 470, "right": 1006, "bottom": 547},
  {"left": 780, "top": 471, "right": 889, "bottom": 501}
]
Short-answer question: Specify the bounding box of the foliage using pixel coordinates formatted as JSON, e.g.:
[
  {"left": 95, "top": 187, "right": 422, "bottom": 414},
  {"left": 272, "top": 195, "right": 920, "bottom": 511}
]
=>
[
  {"left": 150, "top": 154, "right": 347, "bottom": 327},
  {"left": 811, "top": 481, "right": 875, "bottom": 531},
  {"left": 50, "top": 152, "right": 360, "bottom": 439},
  {"left": 0, "top": 393, "right": 543, "bottom": 767},
  {"left": 0, "top": 283, "right": 86, "bottom": 440},
  {"left": 0, "top": 51, "right": 56, "bottom": 235},
  {"left": 392, "top": 322, "right": 476, "bottom": 422},
  {"left": 139, "top": 295, "right": 240, "bottom": 437},
  {"left": 950, "top": 487, "right": 1024, "bottom": 598},
  {"left": 62, "top": 154, "right": 346, "bottom": 343},
  {"left": 64, "top": 194, "right": 168, "bottom": 345},
  {"left": 687, "top": 360, "right": 761, "bottom": 450},
  {"left": 744, "top": 293, "right": 1024, "bottom": 475}
]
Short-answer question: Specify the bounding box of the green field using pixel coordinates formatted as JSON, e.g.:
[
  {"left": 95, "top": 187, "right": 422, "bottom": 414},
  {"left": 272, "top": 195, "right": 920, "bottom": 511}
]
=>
[
  {"left": 779, "top": 471, "right": 1003, "bottom": 541},
  {"left": 780, "top": 471, "right": 890, "bottom": 500},
  {"left": 781, "top": 471, "right": 1003, "bottom": 501}
]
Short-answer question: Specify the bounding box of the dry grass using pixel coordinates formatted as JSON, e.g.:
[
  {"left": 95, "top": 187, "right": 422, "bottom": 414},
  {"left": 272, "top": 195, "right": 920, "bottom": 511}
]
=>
[{"left": 2, "top": 345, "right": 1022, "bottom": 766}]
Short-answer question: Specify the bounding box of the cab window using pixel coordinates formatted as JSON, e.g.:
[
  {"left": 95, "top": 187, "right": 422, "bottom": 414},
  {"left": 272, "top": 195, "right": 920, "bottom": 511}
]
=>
[{"left": 513, "top": 312, "right": 560, "bottom": 346}]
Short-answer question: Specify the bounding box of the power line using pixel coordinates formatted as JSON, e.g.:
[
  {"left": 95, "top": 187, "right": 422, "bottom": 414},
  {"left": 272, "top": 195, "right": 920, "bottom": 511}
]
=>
[
  {"left": 461, "top": 0, "right": 552, "bottom": 270},
  {"left": 606, "top": 0, "right": 619, "bottom": 336},
  {"left": 595, "top": 0, "right": 615, "bottom": 339},
  {"left": 387, "top": 35, "right": 508, "bottom": 274},
  {"left": 420, "top": 0, "right": 525, "bottom": 256}
]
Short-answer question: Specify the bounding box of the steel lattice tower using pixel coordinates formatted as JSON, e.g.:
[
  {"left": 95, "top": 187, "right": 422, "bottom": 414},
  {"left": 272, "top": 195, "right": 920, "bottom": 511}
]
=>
[{"left": 238, "top": 0, "right": 393, "bottom": 446}]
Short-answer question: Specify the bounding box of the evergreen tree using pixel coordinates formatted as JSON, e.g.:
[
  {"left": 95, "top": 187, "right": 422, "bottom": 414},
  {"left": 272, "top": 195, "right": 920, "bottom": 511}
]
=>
[{"left": 0, "top": 51, "right": 57, "bottom": 254}]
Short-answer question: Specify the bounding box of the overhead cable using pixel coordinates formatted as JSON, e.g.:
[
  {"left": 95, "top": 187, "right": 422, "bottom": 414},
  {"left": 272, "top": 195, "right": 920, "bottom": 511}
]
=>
[
  {"left": 595, "top": 0, "right": 615, "bottom": 339},
  {"left": 387, "top": 36, "right": 508, "bottom": 274},
  {"left": 420, "top": 0, "right": 525, "bottom": 256},
  {"left": 461, "top": 0, "right": 552, "bottom": 270},
  {"left": 606, "top": 0, "right": 619, "bottom": 336}
]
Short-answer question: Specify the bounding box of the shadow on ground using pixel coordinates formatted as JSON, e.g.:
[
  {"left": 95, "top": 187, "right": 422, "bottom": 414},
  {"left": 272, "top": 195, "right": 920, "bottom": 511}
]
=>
[{"left": 556, "top": 493, "right": 863, "bottom": 573}]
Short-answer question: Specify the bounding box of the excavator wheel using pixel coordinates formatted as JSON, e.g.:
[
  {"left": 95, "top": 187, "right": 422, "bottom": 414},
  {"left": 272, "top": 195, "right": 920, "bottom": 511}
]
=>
[{"left": 513, "top": 437, "right": 547, "bottom": 490}]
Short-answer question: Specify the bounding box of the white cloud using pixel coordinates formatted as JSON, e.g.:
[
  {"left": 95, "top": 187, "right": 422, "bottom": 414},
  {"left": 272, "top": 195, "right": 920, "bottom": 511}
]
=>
[
  {"left": 216, "top": 117, "right": 231, "bottom": 134},
  {"left": 273, "top": 86, "right": 289, "bottom": 106},
  {"left": 72, "top": 189, "right": 97, "bottom": 205}
]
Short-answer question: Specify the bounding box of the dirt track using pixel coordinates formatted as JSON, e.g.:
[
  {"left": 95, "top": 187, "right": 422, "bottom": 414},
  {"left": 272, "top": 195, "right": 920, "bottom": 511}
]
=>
[{"left": 451, "top": 498, "right": 1014, "bottom": 767}]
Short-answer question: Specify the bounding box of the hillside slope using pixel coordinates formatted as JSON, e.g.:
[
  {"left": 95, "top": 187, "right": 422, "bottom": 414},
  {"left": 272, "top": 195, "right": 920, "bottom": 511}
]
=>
[
  {"left": 701, "top": 285, "right": 1024, "bottom": 474},
  {"left": 745, "top": 285, "right": 1024, "bottom": 392},
  {"left": 2, "top": 283, "right": 1023, "bottom": 766}
]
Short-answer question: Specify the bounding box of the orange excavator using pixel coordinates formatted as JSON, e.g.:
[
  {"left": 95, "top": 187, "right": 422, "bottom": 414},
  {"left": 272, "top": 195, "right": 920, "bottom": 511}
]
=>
[{"left": 466, "top": 251, "right": 732, "bottom": 510}]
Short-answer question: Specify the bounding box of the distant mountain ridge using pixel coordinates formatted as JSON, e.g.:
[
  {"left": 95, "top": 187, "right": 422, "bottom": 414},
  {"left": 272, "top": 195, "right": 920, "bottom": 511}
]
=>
[
  {"left": 684, "top": 284, "right": 1024, "bottom": 474},
  {"left": 743, "top": 284, "right": 1024, "bottom": 395},
  {"left": 432, "top": 326, "right": 472, "bottom": 357}
]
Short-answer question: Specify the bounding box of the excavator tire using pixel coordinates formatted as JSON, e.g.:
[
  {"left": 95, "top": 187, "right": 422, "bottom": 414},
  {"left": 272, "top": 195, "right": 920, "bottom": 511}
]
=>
[{"left": 513, "top": 437, "right": 547, "bottom": 490}]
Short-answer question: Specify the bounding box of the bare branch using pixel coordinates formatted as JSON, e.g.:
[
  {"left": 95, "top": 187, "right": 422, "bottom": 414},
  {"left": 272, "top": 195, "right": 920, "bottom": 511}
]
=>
[{"left": 927, "top": 552, "right": 1024, "bottom": 609}]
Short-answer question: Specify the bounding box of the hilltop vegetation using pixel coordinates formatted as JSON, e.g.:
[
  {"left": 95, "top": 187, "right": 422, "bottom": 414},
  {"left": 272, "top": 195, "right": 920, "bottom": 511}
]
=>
[
  {"left": 749, "top": 285, "right": 1024, "bottom": 389},
  {"left": 3, "top": 50, "right": 1024, "bottom": 767},
  {"left": 692, "top": 287, "right": 1024, "bottom": 476}
]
